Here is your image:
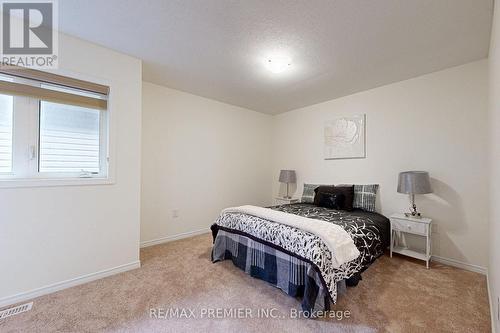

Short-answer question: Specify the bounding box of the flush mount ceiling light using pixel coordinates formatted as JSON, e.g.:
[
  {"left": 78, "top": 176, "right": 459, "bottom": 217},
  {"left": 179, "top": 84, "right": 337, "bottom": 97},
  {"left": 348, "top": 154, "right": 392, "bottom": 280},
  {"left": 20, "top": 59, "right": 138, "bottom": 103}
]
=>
[{"left": 265, "top": 56, "right": 292, "bottom": 74}]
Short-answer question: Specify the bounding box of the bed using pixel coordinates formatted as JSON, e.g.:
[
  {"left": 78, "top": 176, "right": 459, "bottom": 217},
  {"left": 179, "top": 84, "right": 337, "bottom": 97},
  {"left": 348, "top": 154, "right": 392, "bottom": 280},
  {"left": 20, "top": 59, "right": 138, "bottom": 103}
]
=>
[{"left": 211, "top": 202, "right": 390, "bottom": 314}]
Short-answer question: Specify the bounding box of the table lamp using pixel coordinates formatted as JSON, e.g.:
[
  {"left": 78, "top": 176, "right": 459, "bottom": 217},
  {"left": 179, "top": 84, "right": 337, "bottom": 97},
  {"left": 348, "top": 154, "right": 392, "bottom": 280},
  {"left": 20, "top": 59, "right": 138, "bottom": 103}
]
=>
[
  {"left": 397, "top": 171, "right": 432, "bottom": 218},
  {"left": 279, "top": 170, "right": 296, "bottom": 199}
]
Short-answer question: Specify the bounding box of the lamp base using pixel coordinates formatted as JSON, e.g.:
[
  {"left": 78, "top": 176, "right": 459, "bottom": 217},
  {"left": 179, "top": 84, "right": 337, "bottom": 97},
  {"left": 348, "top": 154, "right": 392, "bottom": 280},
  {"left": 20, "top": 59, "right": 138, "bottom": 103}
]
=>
[
  {"left": 405, "top": 201, "right": 422, "bottom": 218},
  {"left": 405, "top": 194, "right": 422, "bottom": 219}
]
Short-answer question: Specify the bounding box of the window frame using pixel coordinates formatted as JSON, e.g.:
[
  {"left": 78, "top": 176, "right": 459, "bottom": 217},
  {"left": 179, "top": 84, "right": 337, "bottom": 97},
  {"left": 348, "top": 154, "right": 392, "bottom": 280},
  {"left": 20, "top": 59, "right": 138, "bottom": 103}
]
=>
[{"left": 0, "top": 68, "right": 114, "bottom": 188}]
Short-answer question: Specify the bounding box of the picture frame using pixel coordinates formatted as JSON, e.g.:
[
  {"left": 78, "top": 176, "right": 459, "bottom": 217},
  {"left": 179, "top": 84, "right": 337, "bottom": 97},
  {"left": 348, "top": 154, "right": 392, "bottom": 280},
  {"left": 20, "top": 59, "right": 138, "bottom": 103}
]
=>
[{"left": 324, "top": 114, "right": 366, "bottom": 160}]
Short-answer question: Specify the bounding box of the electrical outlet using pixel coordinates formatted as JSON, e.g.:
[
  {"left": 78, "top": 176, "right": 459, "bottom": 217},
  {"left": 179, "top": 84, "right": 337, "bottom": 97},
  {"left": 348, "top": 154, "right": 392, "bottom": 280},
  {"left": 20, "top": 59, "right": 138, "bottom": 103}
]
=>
[{"left": 172, "top": 209, "right": 179, "bottom": 218}]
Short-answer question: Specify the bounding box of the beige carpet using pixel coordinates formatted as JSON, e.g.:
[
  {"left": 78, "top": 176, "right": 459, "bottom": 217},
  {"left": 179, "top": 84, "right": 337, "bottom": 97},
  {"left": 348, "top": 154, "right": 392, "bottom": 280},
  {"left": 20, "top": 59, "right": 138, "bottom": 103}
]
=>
[{"left": 0, "top": 233, "right": 491, "bottom": 333}]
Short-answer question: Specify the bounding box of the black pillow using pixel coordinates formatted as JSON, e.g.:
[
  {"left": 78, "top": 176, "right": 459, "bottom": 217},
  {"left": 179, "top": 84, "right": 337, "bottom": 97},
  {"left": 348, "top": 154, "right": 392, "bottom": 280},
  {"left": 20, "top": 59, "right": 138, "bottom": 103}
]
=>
[
  {"left": 317, "top": 192, "right": 345, "bottom": 210},
  {"left": 334, "top": 185, "right": 355, "bottom": 211},
  {"left": 313, "top": 185, "right": 335, "bottom": 206},
  {"left": 314, "top": 185, "right": 355, "bottom": 211}
]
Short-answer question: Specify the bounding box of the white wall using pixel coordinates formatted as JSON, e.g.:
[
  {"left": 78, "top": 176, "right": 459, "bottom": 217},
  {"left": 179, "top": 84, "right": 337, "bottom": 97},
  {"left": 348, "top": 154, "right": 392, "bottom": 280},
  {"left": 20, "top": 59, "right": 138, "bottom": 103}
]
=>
[
  {"left": 272, "top": 60, "right": 489, "bottom": 268},
  {"left": 0, "top": 34, "right": 142, "bottom": 304},
  {"left": 141, "top": 82, "right": 273, "bottom": 244},
  {"left": 489, "top": 1, "right": 500, "bottom": 330}
]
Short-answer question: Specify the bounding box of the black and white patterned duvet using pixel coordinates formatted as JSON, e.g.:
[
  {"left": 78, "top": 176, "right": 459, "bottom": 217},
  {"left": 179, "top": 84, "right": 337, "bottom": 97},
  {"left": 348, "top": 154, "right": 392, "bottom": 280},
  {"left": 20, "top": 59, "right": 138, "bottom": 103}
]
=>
[{"left": 213, "top": 203, "right": 390, "bottom": 303}]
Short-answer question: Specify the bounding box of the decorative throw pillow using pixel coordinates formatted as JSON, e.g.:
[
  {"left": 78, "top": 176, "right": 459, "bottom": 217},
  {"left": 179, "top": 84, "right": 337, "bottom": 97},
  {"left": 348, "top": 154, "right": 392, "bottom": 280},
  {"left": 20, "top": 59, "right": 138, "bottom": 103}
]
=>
[
  {"left": 313, "top": 185, "right": 335, "bottom": 206},
  {"left": 317, "top": 192, "right": 345, "bottom": 210},
  {"left": 314, "top": 185, "right": 354, "bottom": 211},
  {"left": 331, "top": 185, "right": 355, "bottom": 211},
  {"left": 353, "top": 184, "right": 379, "bottom": 212},
  {"left": 301, "top": 183, "right": 320, "bottom": 203}
]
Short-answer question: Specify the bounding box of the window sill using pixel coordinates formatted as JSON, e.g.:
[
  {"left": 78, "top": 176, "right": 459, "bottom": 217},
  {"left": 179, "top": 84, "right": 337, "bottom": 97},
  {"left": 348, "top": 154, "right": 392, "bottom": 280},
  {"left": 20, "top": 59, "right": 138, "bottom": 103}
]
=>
[{"left": 0, "top": 177, "right": 115, "bottom": 189}]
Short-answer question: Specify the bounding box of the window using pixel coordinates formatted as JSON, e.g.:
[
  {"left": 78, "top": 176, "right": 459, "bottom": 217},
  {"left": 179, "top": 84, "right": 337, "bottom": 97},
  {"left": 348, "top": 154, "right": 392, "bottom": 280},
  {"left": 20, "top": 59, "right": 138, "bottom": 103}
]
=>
[
  {"left": 0, "top": 94, "right": 13, "bottom": 173},
  {"left": 0, "top": 65, "right": 110, "bottom": 183},
  {"left": 39, "top": 102, "right": 101, "bottom": 174}
]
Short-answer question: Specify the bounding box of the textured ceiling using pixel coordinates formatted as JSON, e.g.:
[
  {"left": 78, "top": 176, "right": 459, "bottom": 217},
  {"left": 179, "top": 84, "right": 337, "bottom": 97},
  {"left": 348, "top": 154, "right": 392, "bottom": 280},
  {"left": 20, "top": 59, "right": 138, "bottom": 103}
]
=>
[{"left": 58, "top": 0, "right": 493, "bottom": 114}]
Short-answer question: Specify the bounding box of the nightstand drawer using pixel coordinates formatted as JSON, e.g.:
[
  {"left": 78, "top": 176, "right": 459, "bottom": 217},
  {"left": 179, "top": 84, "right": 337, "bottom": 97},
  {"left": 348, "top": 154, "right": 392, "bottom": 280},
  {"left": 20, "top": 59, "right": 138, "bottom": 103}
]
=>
[{"left": 391, "top": 218, "right": 427, "bottom": 235}]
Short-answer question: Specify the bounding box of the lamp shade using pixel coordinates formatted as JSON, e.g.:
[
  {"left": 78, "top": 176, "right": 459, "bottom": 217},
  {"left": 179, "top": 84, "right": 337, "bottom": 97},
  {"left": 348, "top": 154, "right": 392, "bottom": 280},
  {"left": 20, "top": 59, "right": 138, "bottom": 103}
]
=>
[
  {"left": 279, "top": 170, "right": 296, "bottom": 183},
  {"left": 397, "top": 171, "right": 432, "bottom": 194}
]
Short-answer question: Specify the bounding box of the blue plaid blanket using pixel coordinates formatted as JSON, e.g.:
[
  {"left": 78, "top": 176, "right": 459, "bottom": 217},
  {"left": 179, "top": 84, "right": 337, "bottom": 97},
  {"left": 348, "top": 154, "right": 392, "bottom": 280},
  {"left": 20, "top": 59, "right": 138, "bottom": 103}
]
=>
[{"left": 212, "top": 229, "right": 348, "bottom": 313}]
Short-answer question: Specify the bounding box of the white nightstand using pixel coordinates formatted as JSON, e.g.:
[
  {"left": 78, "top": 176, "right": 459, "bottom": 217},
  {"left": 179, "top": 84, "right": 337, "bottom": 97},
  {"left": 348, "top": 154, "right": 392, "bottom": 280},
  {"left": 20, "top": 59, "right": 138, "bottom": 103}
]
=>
[
  {"left": 390, "top": 213, "right": 432, "bottom": 269},
  {"left": 274, "top": 197, "right": 300, "bottom": 205}
]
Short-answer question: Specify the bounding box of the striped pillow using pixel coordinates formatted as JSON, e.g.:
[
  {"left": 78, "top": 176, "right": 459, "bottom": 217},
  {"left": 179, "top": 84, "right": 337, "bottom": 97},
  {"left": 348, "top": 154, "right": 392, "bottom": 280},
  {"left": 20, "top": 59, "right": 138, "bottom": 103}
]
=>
[
  {"left": 301, "top": 183, "right": 320, "bottom": 203},
  {"left": 353, "top": 184, "right": 379, "bottom": 212}
]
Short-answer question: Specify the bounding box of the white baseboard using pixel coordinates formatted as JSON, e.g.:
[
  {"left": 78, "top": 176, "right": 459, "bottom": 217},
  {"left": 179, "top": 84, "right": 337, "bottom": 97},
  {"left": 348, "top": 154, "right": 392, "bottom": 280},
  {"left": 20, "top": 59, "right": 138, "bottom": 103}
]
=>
[
  {"left": 0, "top": 261, "right": 140, "bottom": 309},
  {"left": 431, "top": 255, "right": 487, "bottom": 275},
  {"left": 140, "top": 228, "right": 209, "bottom": 248}
]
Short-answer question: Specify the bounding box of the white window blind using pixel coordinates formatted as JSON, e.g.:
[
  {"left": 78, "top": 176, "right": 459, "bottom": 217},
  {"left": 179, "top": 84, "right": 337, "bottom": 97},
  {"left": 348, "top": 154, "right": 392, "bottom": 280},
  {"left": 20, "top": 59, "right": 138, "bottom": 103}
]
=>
[
  {"left": 39, "top": 101, "right": 100, "bottom": 173},
  {"left": 0, "top": 94, "right": 13, "bottom": 173}
]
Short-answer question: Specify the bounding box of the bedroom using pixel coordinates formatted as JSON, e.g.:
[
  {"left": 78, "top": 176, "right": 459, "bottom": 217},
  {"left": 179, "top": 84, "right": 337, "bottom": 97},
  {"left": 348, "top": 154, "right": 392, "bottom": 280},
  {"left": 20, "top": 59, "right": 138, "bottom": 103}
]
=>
[{"left": 0, "top": 0, "right": 498, "bottom": 332}]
